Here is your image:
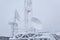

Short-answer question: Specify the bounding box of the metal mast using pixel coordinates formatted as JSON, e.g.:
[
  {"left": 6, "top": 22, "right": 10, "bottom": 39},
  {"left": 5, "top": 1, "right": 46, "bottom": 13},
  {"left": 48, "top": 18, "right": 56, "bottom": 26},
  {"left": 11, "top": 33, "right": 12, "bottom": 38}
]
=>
[
  {"left": 9, "top": 10, "right": 18, "bottom": 38},
  {"left": 24, "top": 0, "right": 32, "bottom": 33}
]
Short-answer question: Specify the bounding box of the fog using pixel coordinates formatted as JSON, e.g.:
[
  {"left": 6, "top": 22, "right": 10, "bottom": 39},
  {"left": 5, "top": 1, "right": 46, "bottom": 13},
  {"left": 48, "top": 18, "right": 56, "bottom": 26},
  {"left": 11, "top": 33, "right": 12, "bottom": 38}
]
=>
[{"left": 0, "top": 0, "right": 60, "bottom": 36}]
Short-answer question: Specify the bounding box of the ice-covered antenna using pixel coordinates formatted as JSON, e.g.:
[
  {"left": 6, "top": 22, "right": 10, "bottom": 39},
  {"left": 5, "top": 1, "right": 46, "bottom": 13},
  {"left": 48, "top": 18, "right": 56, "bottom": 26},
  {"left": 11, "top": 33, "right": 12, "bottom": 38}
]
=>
[
  {"left": 9, "top": 10, "right": 19, "bottom": 38},
  {"left": 24, "top": 0, "right": 32, "bottom": 33}
]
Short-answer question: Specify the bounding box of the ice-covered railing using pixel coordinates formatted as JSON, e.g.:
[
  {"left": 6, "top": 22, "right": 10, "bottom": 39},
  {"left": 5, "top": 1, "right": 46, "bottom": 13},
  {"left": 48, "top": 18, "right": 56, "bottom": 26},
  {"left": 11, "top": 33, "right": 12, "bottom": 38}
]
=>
[
  {"left": 15, "top": 33, "right": 42, "bottom": 39},
  {"left": 52, "top": 34, "right": 60, "bottom": 40}
]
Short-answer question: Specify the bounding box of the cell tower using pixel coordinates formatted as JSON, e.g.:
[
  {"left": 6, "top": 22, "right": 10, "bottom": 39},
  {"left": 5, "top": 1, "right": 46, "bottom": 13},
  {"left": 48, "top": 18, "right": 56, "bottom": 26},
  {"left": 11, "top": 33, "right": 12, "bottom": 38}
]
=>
[
  {"left": 9, "top": 0, "right": 33, "bottom": 38},
  {"left": 24, "top": 0, "right": 32, "bottom": 33}
]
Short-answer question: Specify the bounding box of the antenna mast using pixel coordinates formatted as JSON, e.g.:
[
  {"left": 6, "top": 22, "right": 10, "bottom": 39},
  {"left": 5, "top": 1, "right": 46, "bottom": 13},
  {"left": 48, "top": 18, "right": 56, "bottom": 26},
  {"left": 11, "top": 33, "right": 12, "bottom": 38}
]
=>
[
  {"left": 9, "top": 10, "right": 18, "bottom": 38},
  {"left": 24, "top": 0, "right": 32, "bottom": 32}
]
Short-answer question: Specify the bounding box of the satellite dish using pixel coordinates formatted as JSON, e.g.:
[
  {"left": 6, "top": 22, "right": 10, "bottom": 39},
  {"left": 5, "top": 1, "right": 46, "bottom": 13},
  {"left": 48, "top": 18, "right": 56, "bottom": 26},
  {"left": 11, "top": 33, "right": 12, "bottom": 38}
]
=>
[{"left": 31, "top": 17, "right": 41, "bottom": 24}]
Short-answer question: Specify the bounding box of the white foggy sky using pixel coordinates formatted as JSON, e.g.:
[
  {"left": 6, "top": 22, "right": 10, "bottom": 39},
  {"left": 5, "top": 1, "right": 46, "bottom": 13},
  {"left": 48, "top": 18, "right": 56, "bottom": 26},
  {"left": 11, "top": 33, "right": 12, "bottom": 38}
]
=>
[{"left": 0, "top": 0, "right": 60, "bottom": 36}]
